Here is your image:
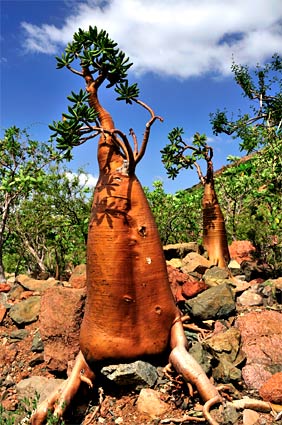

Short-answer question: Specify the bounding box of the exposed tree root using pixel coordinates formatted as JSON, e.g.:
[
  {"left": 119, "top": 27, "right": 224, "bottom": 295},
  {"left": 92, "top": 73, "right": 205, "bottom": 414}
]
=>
[
  {"left": 161, "top": 415, "right": 206, "bottom": 423},
  {"left": 30, "top": 351, "right": 95, "bottom": 424},
  {"left": 228, "top": 397, "right": 272, "bottom": 412},
  {"left": 83, "top": 387, "right": 104, "bottom": 425},
  {"left": 169, "top": 319, "right": 222, "bottom": 425}
]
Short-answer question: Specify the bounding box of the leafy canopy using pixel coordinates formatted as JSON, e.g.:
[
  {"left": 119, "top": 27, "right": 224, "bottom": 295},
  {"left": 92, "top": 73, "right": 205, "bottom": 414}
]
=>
[
  {"left": 210, "top": 54, "right": 282, "bottom": 153},
  {"left": 161, "top": 129, "right": 209, "bottom": 180},
  {"left": 49, "top": 26, "right": 140, "bottom": 158}
]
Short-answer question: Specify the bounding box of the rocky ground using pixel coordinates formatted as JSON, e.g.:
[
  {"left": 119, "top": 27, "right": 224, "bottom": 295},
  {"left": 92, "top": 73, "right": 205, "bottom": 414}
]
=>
[{"left": 0, "top": 242, "right": 282, "bottom": 425}]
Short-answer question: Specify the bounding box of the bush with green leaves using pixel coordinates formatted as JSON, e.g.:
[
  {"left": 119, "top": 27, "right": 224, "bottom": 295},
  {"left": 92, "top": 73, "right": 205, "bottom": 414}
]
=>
[{"left": 144, "top": 181, "right": 202, "bottom": 245}]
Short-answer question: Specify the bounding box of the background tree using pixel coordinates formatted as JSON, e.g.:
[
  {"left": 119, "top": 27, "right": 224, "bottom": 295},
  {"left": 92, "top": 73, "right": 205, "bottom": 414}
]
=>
[
  {"left": 4, "top": 166, "right": 91, "bottom": 279},
  {"left": 210, "top": 54, "right": 282, "bottom": 153},
  {"left": 210, "top": 54, "right": 282, "bottom": 270},
  {"left": 161, "top": 130, "right": 230, "bottom": 268},
  {"left": 0, "top": 126, "right": 59, "bottom": 282},
  {"left": 216, "top": 149, "right": 282, "bottom": 271},
  {"left": 144, "top": 181, "right": 202, "bottom": 245}
]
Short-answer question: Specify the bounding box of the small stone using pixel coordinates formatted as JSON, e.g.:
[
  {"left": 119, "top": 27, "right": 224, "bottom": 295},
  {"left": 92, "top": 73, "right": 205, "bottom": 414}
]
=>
[
  {"left": 181, "top": 252, "right": 212, "bottom": 275},
  {"left": 237, "top": 289, "right": 263, "bottom": 306},
  {"left": 137, "top": 388, "right": 169, "bottom": 418},
  {"left": 181, "top": 279, "right": 208, "bottom": 299},
  {"left": 241, "top": 364, "right": 272, "bottom": 390},
  {"left": 259, "top": 372, "right": 282, "bottom": 404},
  {"left": 229, "top": 240, "right": 256, "bottom": 264},
  {"left": 0, "top": 283, "right": 11, "bottom": 292},
  {"left": 29, "top": 354, "right": 45, "bottom": 367},
  {"left": 243, "top": 409, "right": 260, "bottom": 425},
  {"left": 16, "top": 376, "right": 64, "bottom": 404},
  {"left": 203, "top": 266, "right": 230, "bottom": 286},
  {"left": 101, "top": 361, "right": 158, "bottom": 389},
  {"left": 185, "top": 283, "right": 235, "bottom": 320},
  {"left": 9, "top": 296, "right": 41, "bottom": 325},
  {"left": 31, "top": 330, "right": 44, "bottom": 352},
  {"left": 0, "top": 305, "right": 7, "bottom": 323},
  {"left": 10, "top": 329, "right": 29, "bottom": 341},
  {"left": 228, "top": 259, "right": 241, "bottom": 269}
]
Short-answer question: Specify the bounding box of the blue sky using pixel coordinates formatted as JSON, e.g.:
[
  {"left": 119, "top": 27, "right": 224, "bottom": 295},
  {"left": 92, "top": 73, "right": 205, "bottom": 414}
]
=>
[{"left": 1, "top": 0, "right": 282, "bottom": 192}]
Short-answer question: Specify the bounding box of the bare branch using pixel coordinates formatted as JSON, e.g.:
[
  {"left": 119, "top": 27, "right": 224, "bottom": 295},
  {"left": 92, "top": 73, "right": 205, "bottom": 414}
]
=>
[{"left": 132, "top": 98, "right": 163, "bottom": 165}]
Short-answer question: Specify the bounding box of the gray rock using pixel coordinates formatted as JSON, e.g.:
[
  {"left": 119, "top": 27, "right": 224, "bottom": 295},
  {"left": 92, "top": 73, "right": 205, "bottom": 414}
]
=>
[
  {"left": 31, "top": 330, "right": 44, "bottom": 352},
  {"left": 237, "top": 288, "right": 263, "bottom": 306},
  {"left": 185, "top": 283, "right": 236, "bottom": 320},
  {"left": 9, "top": 296, "right": 41, "bottom": 325},
  {"left": 9, "top": 329, "right": 29, "bottom": 341},
  {"left": 203, "top": 266, "right": 232, "bottom": 286},
  {"left": 189, "top": 342, "right": 212, "bottom": 374},
  {"left": 101, "top": 360, "right": 158, "bottom": 389},
  {"left": 15, "top": 274, "right": 58, "bottom": 292},
  {"left": 163, "top": 242, "right": 199, "bottom": 260},
  {"left": 16, "top": 376, "right": 64, "bottom": 404},
  {"left": 205, "top": 327, "right": 244, "bottom": 383}
]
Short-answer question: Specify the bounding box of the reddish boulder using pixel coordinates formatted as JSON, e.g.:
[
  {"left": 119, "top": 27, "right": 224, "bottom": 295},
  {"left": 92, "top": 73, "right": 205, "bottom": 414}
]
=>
[
  {"left": 39, "top": 286, "right": 86, "bottom": 372},
  {"left": 69, "top": 264, "right": 86, "bottom": 288},
  {"left": 0, "top": 305, "right": 7, "bottom": 324},
  {"left": 0, "top": 283, "right": 11, "bottom": 292},
  {"left": 167, "top": 265, "right": 207, "bottom": 303},
  {"left": 235, "top": 310, "right": 282, "bottom": 390},
  {"left": 181, "top": 279, "right": 208, "bottom": 299},
  {"left": 259, "top": 372, "right": 282, "bottom": 404},
  {"left": 229, "top": 240, "right": 255, "bottom": 264}
]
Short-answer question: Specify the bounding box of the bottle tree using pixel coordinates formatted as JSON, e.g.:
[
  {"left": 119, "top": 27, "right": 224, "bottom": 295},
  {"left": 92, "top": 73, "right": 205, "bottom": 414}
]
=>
[
  {"left": 162, "top": 130, "right": 230, "bottom": 268},
  {"left": 31, "top": 26, "right": 222, "bottom": 424},
  {"left": 210, "top": 54, "right": 282, "bottom": 268}
]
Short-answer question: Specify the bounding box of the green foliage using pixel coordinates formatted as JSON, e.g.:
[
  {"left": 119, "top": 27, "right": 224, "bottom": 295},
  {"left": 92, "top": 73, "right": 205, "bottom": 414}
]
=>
[
  {"left": 115, "top": 80, "right": 140, "bottom": 104},
  {"left": 161, "top": 129, "right": 208, "bottom": 179},
  {"left": 144, "top": 181, "right": 202, "bottom": 245},
  {"left": 50, "top": 26, "right": 140, "bottom": 155},
  {"left": 0, "top": 126, "right": 61, "bottom": 281},
  {"left": 3, "top": 165, "right": 92, "bottom": 278},
  {"left": 49, "top": 89, "right": 99, "bottom": 159},
  {"left": 0, "top": 126, "right": 57, "bottom": 194},
  {"left": 215, "top": 136, "right": 282, "bottom": 269},
  {"left": 0, "top": 392, "right": 65, "bottom": 424},
  {"left": 57, "top": 26, "right": 133, "bottom": 86},
  {"left": 210, "top": 54, "right": 282, "bottom": 153}
]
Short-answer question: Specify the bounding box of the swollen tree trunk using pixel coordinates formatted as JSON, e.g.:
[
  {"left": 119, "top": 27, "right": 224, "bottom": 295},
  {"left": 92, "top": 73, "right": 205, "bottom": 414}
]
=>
[
  {"left": 79, "top": 73, "right": 178, "bottom": 363},
  {"left": 202, "top": 163, "right": 230, "bottom": 268}
]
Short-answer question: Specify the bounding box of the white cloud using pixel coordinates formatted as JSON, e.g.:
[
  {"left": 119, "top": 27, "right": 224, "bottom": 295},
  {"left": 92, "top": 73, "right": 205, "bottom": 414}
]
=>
[
  {"left": 21, "top": 0, "right": 282, "bottom": 78},
  {"left": 66, "top": 172, "right": 98, "bottom": 189}
]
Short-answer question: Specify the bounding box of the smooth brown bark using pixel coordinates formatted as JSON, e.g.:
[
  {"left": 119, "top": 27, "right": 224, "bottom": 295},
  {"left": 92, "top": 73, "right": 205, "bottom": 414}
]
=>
[
  {"left": 198, "top": 158, "right": 230, "bottom": 269},
  {"left": 202, "top": 181, "right": 231, "bottom": 268}
]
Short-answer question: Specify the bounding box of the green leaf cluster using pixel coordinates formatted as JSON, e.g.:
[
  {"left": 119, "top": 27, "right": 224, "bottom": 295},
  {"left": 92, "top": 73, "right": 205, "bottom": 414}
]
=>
[
  {"left": 161, "top": 128, "right": 208, "bottom": 179},
  {"left": 56, "top": 25, "right": 136, "bottom": 93},
  {"left": 49, "top": 89, "right": 99, "bottom": 158},
  {"left": 51, "top": 26, "right": 140, "bottom": 154},
  {"left": 3, "top": 164, "right": 92, "bottom": 278},
  {"left": 210, "top": 54, "right": 282, "bottom": 153}
]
